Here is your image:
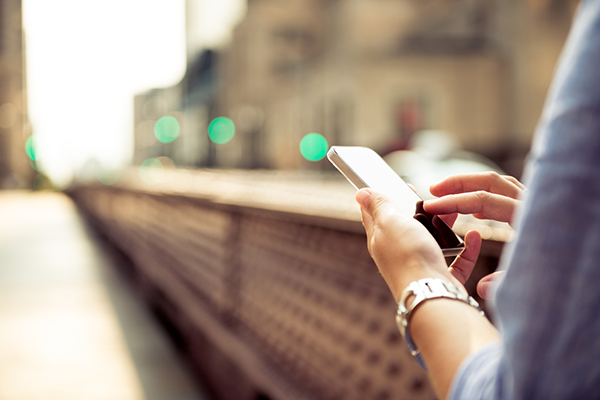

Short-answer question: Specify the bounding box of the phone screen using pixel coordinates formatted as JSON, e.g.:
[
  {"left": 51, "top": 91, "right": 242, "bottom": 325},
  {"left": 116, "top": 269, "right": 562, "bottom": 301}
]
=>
[{"left": 328, "top": 146, "right": 464, "bottom": 256}]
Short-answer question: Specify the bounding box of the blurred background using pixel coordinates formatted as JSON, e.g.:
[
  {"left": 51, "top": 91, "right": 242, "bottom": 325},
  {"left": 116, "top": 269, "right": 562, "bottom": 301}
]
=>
[{"left": 0, "top": 0, "right": 579, "bottom": 399}]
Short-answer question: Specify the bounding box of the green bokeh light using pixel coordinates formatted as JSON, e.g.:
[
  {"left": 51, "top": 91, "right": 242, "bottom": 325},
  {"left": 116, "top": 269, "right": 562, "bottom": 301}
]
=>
[
  {"left": 154, "top": 116, "right": 180, "bottom": 143},
  {"left": 25, "top": 135, "right": 37, "bottom": 160},
  {"left": 208, "top": 117, "right": 235, "bottom": 144},
  {"left": 29, "top": 159, "right": 41, "bottom": 172},
  {"left": 300, "top": 133, "right": 328, "bottom": 161},
  {"left": 32, "top": 174, "right": 44, "bottom": 191},
  {"left": 32, "top": 173, "right": 54, "bottom": 191},
  {"left": 139, "top": 158, "right": 165, "bottom": 185},
  {"left": 97, "top": 169, "right": 120, "bottom": 186}
]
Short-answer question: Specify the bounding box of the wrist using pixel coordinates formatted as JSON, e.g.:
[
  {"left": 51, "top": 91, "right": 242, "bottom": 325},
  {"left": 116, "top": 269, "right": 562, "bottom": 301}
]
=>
[
  {"left": 396, "top": 277, "right": 485, "bottom": 370},
  {"left": 384, "top": 259, "right": 449, "bottom": 301}
]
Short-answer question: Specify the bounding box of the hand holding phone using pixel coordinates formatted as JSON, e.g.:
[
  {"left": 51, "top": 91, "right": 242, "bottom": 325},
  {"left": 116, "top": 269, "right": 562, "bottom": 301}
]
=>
[{"left": 327, "top": 146, "right": 464, "bottom": 256}]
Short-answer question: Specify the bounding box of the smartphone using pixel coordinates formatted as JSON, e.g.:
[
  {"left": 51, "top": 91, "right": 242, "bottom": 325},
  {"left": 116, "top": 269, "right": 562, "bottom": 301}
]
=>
[{"left": 327, "top": 146, "right": 464, "bottom": 257}]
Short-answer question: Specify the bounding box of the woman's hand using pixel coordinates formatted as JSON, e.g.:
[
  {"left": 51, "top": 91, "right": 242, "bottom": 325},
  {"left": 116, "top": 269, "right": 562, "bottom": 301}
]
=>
[
  {"left": 424, "top": 172, "right": 526, "bottom": 298},
  {"left": 355, "top": 189, "right": 482, "bottom": 300},
  {"left": 356, "top": 188, "right": 499, "bottom": 399},
  {"left": 424, "top": 172, "right": 525, "bottom": 227}
]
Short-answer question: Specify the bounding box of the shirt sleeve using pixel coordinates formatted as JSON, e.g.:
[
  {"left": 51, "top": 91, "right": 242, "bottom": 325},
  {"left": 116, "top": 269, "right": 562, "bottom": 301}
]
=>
[
  {"left": 450, "top": 1, "right": 600, "bottom": 398},
  {"left": 450, "top": 342, "right": 503, "bottom": 400}
]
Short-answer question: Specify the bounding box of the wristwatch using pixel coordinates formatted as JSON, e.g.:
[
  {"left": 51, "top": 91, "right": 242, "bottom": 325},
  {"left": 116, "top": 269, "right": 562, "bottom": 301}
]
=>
[{"left": 395, "top": 277, "right": 484, "bottom": 369}]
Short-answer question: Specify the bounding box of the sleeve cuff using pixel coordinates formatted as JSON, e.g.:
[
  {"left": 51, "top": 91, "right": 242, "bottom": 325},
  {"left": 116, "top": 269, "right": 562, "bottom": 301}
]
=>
[{"left": 449, "top": 341, "right": 503, "bottom": 400}]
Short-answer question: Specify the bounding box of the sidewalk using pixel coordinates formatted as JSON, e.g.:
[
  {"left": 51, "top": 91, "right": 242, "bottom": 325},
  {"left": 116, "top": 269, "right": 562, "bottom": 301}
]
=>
[{"left": 0, "top": 191, "right": 209, "bottom": 400}]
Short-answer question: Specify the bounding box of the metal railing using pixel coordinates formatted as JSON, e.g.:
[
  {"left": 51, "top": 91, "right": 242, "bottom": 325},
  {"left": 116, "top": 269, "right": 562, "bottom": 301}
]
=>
[{"left": 69, "top": 169, "right": 507, "bottom": 400}]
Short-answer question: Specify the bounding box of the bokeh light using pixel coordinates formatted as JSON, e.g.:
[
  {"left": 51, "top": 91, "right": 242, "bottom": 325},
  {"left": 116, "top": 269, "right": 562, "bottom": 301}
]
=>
[
  {"left": 97, "top": 169, "right": 120, "bottom": 186},
  {"left": 139, "top": 158, "right": 165, "bottom": 185},
  {"left": 156, "top": 156, "right": 176, "bottom": 169},
  {"left": 32, "top": 173, "right": 53, "bottom": 191},
  {"left": 29, "top": 159, "right": 41, "bottom": 172},
  {"left": 170, "top": 169, "right": 192, "bottom": 192},
  {"left": 25, "top": 135, "right": 37, "bottom": 160},
  {"left": 154, "top": 116, "right": 180, "bottom": 143},
  {"left": 136, "top": 120, "right": 158, "bottom": 147},
  {"left": 299, "top": 133, "right": 328, "bottom": 161},
  {"left": 208, "top": 117, "right": 235, "bottom": 144},
  {"left": 32, "top": 174, "right": 44, "bottom": 190},
  {"left": 143, "top": 96, "right": 167, "bottom": 120}
]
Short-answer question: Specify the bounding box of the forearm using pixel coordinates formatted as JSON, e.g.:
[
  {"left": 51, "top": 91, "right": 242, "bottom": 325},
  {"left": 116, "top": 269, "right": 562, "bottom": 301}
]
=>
[
  {"left": 385, "top": 260, "right": 500, "bottom": 399},
  {"left": 355, "top": 188, "right": 501, "bottom": 398},
  {"left": 377, "top": 242, "right": 499, "bottom": 399},
  {"left": 408, "top": 296, "right": 500, "bottom": 399}
]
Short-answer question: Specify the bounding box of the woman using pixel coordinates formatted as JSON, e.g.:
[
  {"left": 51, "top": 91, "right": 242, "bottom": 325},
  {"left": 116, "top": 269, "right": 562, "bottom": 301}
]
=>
[{"left": 356, "top": 1, "right": 600, "bottom": 398}]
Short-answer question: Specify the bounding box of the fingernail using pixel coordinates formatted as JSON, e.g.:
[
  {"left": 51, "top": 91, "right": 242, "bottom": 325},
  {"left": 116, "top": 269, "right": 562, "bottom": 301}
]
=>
[
  {"left": 479, "top": 282, "right": 490, "bottom": 299},
  {"left": 355, "top": 189, "right": 372, "bottom": 208}
]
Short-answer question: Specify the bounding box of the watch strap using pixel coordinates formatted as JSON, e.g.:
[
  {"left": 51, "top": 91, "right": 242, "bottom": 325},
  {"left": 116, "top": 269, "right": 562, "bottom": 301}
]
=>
[{"left": 395, "top": 278, "right": 484, "bottom": 370}]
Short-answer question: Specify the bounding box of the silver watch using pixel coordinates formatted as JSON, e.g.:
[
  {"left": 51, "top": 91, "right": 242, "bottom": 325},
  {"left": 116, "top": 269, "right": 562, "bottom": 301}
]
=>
[{"left": 395, "top": 278, "right": 483, "bottom": 369}]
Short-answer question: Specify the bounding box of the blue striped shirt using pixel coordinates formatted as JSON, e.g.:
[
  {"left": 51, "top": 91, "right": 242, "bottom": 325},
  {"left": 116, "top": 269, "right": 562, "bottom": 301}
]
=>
[{"left": 451, "top": 1, "right": 600, "bottom": 398}]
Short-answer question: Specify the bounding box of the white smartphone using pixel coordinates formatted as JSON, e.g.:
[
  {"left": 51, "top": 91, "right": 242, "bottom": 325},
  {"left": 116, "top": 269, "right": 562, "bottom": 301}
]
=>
[{"left": 327, "top": 146, "right": 464, "bottom": 257}]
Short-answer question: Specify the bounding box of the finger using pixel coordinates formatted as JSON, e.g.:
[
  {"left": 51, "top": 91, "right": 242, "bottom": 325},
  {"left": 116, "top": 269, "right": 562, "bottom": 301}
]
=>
[
  {"left": 429, "top": 172, "right": 523, "bottom": 199},
  {"left": 477, "top": 271, "right": 504, "bottom": 300},
  {"left": 360, "top": 207, "right": 375, "bottom": 234},
  {"left": 356, "top": 188, "right": 373, "bottom": 215},
  {"left": 356, "top": 188, "right": 404, "bottom": 223},
  {"left": 439, "top": 213, "right": 458, "bottom": 228},
  {"left": 356, "top": 188, "right": 402, "bottom": 230},
  {"left": 423, "top": 191, "right": 518, "bottom": 224},
  {"left": 356, "top": 189, "right": 375, "bottom": 230},
  {"left": 501, "top": 175, "right": 526, "bottom": 191},
  {"left": 448, "top": 230, "right": 482, "bottom": 285}
]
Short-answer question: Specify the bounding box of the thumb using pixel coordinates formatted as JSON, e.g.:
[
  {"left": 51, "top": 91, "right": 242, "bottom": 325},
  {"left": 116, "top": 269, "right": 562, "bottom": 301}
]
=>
[
  {"left": 477, "top": 271, "right": 504, "bottom": 300},
  {"left": 355, "top": 188, "right": 373, "bottom": 215},
  {"left": 355, "top": 189, "right": 398, "bottom": 221}
]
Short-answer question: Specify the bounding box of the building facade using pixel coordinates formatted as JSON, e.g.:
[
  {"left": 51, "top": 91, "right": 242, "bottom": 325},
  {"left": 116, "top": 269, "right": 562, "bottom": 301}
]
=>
[
  {"left": 133, "top": 0, "right": 577, "bottom": 177},
  {"left": 0, "top": 0, "right": 31, "bottom": 188},
  {"left": 134, "top": 50, "right": 219, "bottom": 168},
  {"left": 217, "top": 0, "right": 576, "bottom": 174}
]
